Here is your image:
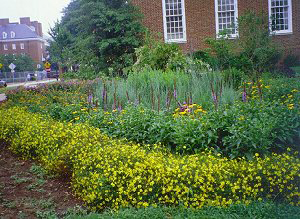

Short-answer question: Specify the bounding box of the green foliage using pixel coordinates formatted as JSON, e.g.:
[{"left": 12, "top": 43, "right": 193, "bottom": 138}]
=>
[
  {"left": 4, "top": 77, "right": 299, "bottom": 158},
  {"left": 0, "top": 54, "right": 35, "bottom": 72},
  {"left": 205, "top": 34, "right": 238, "bottom": 71},
  {"left": 283, "top": 53, "right": 300, "bottom": 67},
  {"left": 65, "top": 202, "right": 300, "bottom": 219},
  {"left": 94, "top": 70, "right": 238, "bottom": 111},
  {"left": 237, "top": 11, "right": 281, "bottom": 75},
  {"left": 203, "top": 11, "right": 281, "bottom": 77},
  {"left": 48, "top": 0, "right": 145, "bottom": 76},
  {"left": 131, "top": 35, "right": 211, "bottom": 73}
]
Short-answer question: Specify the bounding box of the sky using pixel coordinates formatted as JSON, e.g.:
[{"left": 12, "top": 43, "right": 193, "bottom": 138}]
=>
[{"left": 0, "top": 0, "right": 72, "bottom": 36}]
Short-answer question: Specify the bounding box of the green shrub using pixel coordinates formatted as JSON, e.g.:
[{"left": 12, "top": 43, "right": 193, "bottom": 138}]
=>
[{"left": 283, "top": 53, "right": 299, "bottom": 68}]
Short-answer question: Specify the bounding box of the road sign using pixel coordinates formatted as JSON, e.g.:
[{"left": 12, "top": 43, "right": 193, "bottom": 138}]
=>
[
  {"left": 37, "top": 64, "right": 41, "bottom": 69},
  {"left": 44, "top": 62, "right": 51, "bottom": 69},
  {"left": 0, "top": 63, "right": 3, "bottom": 69},
  {"left": 9, "top": 63, "right": 16, "bottom": 70}
]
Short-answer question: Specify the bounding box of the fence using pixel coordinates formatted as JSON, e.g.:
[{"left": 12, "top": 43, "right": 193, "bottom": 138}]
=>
[{"left": 0, "top": 71, "right": 48, "bottom": 83}]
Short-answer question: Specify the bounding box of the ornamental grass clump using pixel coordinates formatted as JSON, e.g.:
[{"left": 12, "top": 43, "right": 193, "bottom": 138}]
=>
[{"left": 0, "top": 107, "right": 299, "bottom": 211}]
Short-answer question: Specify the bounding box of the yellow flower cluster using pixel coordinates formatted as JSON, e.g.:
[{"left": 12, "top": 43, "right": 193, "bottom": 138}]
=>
[
  {"left": 0, "top": 107, "right": 299, "bottom": 210},
  {"left": 173, "top": 104, "right": 207, "bottom": 118},
  {"left": 281, "top": 89, "right": 299, "bottom": 110}
]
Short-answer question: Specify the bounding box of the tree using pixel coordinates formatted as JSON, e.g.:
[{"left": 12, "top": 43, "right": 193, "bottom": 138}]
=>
[
  {"left": 0, "top": 54, "right": 35, "bottom": 72},
  {"left": 48, "top": 0, "right": 145, "bottom": 77}
]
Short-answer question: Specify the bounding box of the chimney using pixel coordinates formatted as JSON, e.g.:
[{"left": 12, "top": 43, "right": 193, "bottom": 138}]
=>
[
  {"left": 30, "top": 21, "right": 42, "bottom": 37},
  {"left": 20, "top": 17, "right": 31, "bottom": 26},
  {"left": 0, "top": 18, "right": 9, "bottom": 26},
  {"left": 38, "top": 22, "right": 43, "bottom": 36}
]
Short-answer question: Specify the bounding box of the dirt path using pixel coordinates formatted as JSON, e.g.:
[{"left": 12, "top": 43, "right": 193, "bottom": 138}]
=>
[{"left": 0, "top": 141, "right": 83, "bottom": 219}]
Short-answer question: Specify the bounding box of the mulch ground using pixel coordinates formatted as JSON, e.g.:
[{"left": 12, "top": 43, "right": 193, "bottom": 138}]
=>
[{"left": 0, "top": 141, "right": 83, "bottom": 219}]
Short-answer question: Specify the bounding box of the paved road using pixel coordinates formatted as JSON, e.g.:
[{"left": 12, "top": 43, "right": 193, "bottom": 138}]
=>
[
  {"left": 0, "top": 79, "right": 59, "bottom": 102},
  {"left": 7, "top": 79, "right": 58, "bottom": 88}
]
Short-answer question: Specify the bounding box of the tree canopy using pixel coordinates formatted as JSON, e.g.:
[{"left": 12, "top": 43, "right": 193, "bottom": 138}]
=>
[
  {"left": 48, "top": 0, "right": 145, "bottom": 76},
  {"left": 0, "top": 54, "right": 35, "bottom": 72}
]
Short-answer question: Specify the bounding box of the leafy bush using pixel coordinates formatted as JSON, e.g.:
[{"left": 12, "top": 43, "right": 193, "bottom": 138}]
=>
[
  {"left": 204, "top": 11, "right": 281, "bottom": 77},
  {"left": 131, "top": 35, "right": 211, "bottom": 74},
  {"left": 283, "top": 53, "right": 300, "bottom": 68},
  {"left": 0, "top": 107, "right": 299, "bottom": 210}
]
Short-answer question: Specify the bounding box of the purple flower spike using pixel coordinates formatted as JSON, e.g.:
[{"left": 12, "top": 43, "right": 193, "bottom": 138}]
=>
[
  {"left": 242, "top": 91, "right": 247, "bottom": 102},
  {"left": 173, "top": 89, "right": 177, "bottom": 99},
  {"left": 88, "top": 94, "right": 93, "bottom": 104}
]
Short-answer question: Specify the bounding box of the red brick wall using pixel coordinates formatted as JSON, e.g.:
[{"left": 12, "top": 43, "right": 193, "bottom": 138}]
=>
[
  {"left": 0, "top": 40, "right": 45, "bottom": 63},
  {"left": 132, "top": 0, "right": 300, "bottom": 56}
]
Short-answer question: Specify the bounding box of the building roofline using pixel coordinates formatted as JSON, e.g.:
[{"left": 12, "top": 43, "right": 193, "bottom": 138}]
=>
[{"left": 0, "top": 37, "right": 45, "bottom": 43}]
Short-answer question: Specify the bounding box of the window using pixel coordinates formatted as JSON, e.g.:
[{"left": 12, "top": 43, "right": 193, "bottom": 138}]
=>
[
  {"left": 20, "top": 43, "right": 25, "bottom": 50},
  {"left": 162, "top": 0, "right": 187, "bottom": 43},
  {"left": 269, "top": 0, "right": 292, "bottom": 34},
  {"left": 11, "top": 31, "right": 15, "bottom": 38},
  {"left": 215, "top": 0, "right": 238, "bottom": 37},
  {"left": 3, "top": 44, "right": 8, "bottom": 50},
  {"left": 12, "top": 44, "right": 16, "bottom": 50},
  {"left": 2, "top": 32, "right": 7, "bottom": 39}
]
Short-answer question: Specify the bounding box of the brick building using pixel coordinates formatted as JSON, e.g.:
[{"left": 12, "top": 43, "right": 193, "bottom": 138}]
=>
[
  {"left": 0, "top": 17, "right": 46, "bottom": 63},
  {"left": 132, "top": 0, "right": 300, "bottom": 55}
]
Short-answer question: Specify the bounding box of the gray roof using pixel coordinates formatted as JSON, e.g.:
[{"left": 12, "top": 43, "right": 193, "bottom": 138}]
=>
[{"left": 0, "top": 24, "right": 40, "bottom": 40}]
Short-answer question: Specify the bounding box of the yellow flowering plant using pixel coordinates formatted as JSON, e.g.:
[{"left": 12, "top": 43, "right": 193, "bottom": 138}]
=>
[{"left": 0, "top": 107, "right": 299, "bottom": 210}]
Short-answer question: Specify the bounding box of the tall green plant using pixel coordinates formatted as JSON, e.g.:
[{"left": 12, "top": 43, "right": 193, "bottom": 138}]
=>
[
  {"left": 237, "top": 11, "right": 281, "bottom": 76},
  {"left": 95, "top": 69, "right": 239, "bottom": 111}
]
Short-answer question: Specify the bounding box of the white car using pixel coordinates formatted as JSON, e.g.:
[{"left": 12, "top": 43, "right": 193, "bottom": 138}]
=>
[{"left": 0, "top": 80, "right": 7, "bottom": 88}]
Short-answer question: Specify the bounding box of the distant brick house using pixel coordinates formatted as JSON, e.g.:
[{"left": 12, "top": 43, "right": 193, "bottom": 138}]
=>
[
  {"left": 132, "top": 0, "right": 300, "bottom": 55},
  {"left": 0, "top": 17, "right": 46, "bottom": 63}
]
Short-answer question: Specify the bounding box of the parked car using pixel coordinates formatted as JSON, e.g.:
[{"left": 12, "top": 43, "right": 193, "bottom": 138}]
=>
[{"left": 0, "top": 80, "right": 7, "bottom": 88}]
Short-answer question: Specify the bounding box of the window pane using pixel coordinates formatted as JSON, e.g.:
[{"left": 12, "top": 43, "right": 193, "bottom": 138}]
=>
[
  {"left": 217, "top": 0, "right": 237, "bottom": 35},
  {"left": 164, "top": 0, "right": 185, "bottom": 41}
]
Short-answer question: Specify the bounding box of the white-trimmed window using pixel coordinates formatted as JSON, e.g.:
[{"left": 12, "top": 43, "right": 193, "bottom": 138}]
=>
[
  {"left": 269, "top": 0, "right": 292, "bottom": 34},
  {"left": 2, "top": 32, "right": 7, "bottom": 39},
  {"left": 3, "top": 44, "right": 8, "bottom": 50},
  {"left": 12, "top": 44, "right": 16, "bottom": 50},
  {"left": 11, "top": 31, "right": 15, "bottom": 38},
  {"left": 20, "top": 43, "right": 25, "bottom": 50},
  {"left": 215, "top": 0, "right": 238, "bottom": 37},
  {"left": 162, "top": 0, "right": 187, "bottom": 43}
]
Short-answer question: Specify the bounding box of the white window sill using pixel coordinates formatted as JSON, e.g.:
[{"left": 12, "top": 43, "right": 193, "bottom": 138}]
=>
[
  {"left": 216, "top": 34, "right": 238, "bottom": 40},
  {"left": 165, "top": 39, "right": 187, "bottom": 44},
  {"left": 271, "top": 30, "right": 293, "bottom": 36}
]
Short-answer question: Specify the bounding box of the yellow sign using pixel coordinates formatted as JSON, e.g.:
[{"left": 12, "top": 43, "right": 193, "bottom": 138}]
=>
[
  {"left": 0, "top": 63, "right": 3, "bottom": 69},
  {"left": 44, "top": 62, "right": 51, "bottom": 69}
]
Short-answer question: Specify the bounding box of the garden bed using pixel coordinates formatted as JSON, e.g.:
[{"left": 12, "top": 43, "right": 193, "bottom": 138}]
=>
[{"left": 0, "top": 75, "right": 299, "bottom": 214}]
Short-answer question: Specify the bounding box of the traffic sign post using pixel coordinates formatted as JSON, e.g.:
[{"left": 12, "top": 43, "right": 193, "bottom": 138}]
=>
[
  {"left": 9, "top": 63, "right": 16, "bottom": 71},
  {"left": 44, "top": 62, "right": 51, "bottom": 69},
  {"left": 9, "top": 63, "right": 16, "bottom": 83}
]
